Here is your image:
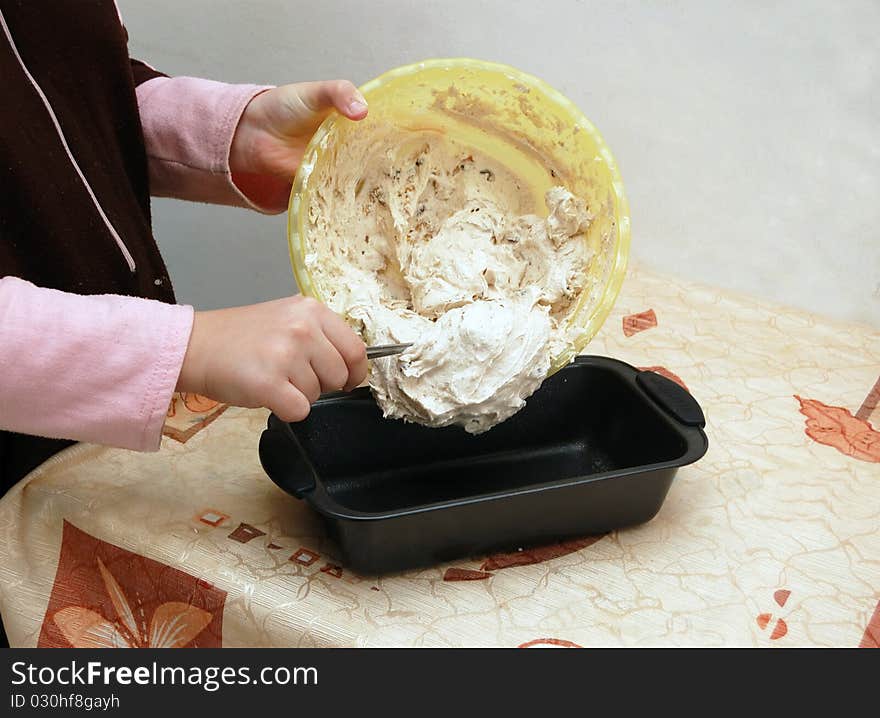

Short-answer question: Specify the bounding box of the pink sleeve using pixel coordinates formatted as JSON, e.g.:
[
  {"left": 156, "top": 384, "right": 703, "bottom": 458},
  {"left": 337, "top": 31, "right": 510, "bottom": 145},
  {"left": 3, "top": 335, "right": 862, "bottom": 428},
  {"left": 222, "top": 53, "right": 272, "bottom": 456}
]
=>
[
  {"left": 136, "top": 76, "right": 291, "bottom": 214},
  {"left": 0, "top": 277, "right": 194, "bottom": 452}
]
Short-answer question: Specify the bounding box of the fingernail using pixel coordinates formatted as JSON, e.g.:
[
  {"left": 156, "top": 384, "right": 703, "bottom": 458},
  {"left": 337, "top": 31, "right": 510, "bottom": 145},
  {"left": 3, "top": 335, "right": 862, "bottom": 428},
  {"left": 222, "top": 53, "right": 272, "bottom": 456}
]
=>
[{"left": 348, "top": 94, "right": 368, "bottom": 115}]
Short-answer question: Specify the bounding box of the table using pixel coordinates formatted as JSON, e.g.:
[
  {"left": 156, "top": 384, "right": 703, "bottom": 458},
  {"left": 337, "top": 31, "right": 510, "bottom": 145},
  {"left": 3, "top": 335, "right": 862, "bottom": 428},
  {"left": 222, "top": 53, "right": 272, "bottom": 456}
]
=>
[{"left": 2, "top": 264, "right": 878, "bottom": 647}]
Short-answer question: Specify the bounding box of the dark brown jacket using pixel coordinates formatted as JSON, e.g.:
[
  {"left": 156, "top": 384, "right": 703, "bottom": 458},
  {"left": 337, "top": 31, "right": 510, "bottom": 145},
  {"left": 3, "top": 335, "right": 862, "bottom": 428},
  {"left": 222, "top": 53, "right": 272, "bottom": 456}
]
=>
[{"left": 1, "top": 0, "right": 174, "bottom": 490}]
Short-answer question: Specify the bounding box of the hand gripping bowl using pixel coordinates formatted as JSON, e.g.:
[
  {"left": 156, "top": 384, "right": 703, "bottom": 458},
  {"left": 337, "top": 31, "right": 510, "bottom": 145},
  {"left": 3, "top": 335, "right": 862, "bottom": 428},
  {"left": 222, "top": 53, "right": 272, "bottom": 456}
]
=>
[{"left": 287, "top": 58, "right": 631, "bottom": 374}]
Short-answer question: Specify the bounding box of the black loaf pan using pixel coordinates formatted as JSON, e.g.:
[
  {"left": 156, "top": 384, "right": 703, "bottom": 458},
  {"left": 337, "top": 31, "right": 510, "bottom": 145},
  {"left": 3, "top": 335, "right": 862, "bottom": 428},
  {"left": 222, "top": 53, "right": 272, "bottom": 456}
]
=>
[{"left": 259, "top": 356, "right": 708, "bottom": 574}]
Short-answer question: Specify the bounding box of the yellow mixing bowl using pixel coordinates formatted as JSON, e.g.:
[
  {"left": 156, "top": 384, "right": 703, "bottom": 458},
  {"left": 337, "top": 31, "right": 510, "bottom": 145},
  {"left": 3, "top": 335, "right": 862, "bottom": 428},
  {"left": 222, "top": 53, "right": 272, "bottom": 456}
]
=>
[{"left": 287, "top": 58, "right": 630, "bottom": 374}]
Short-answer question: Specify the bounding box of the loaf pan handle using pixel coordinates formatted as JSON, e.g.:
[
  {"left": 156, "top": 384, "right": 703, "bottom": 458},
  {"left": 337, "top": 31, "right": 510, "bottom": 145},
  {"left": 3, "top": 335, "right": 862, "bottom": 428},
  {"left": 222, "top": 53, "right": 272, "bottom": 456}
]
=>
[
  {"left": 259, "top": 417, "right": 316, "bottom": 498},
  {"left": 636, "top": 370, "right": 706, "bottom": 428}
]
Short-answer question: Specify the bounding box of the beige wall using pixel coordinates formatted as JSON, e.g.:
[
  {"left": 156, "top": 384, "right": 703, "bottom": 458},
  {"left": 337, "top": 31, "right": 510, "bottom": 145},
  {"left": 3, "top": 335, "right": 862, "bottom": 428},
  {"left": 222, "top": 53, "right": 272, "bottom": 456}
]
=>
[{"left": 119, "top": 0, "right": 879, "bottom": 327}]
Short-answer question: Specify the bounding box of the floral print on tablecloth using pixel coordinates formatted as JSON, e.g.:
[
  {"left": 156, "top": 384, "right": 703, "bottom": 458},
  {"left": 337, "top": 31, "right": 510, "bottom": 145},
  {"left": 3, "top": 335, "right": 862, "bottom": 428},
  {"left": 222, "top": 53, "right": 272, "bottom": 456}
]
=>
[{"left": 1, "top": 264, "right": 879, "bottom": 648}]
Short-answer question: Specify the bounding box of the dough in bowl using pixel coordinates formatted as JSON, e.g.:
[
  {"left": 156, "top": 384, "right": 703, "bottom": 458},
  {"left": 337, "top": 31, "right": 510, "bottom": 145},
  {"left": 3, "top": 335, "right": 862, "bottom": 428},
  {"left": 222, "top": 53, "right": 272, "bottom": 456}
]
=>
[{"left": 306, "top": 125, "right": 593, "bottom": 433}]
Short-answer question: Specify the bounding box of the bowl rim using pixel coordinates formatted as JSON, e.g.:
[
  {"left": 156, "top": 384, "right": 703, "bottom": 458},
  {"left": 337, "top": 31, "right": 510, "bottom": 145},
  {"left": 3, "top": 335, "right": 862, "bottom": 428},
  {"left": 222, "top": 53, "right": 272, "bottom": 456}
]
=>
[{"left": 287, "top": 57, "right": 631, "bottom": 374}]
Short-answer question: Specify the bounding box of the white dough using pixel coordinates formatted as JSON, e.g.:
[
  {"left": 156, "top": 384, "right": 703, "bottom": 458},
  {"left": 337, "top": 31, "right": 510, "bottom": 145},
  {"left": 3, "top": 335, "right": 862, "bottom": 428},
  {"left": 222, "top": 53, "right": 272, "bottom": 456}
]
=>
[{"left": 307, "top": 125, "right": 593, "bottom": 433}]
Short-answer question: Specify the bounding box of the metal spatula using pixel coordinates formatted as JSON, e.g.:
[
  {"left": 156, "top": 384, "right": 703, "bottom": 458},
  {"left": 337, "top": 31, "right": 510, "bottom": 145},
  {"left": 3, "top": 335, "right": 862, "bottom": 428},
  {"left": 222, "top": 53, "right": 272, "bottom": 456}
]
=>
[
  {"left": 365, "top": 343, "right": 413, "bottom": 359},
  {"left": 316, "top": 343, "right": 412, "bottom": 402}
]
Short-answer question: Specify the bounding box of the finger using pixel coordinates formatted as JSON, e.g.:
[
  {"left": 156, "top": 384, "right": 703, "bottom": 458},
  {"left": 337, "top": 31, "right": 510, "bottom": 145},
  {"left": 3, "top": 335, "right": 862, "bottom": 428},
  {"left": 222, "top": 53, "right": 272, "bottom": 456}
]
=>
[
  {"left": 309, "top": 333, "right": 351, "bottom": 393},
  {"left": 272, "top": 382, "right": 312, "bottom": 423},
  {"left": 299, "top": 80, "right": 368, "bottom": 120},
  {"left": 287, "top": 362, "right": 322, "bottom": 404},
  {"left": 317, "top": 310, "right": 368, "bottom": 390}
]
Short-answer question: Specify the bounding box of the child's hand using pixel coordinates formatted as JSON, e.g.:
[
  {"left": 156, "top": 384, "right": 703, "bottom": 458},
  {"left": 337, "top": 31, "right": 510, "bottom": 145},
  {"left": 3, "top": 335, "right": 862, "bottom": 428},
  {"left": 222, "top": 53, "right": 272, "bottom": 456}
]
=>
[
  {"left": 230, "top": 80, "right": 368, "bottom": 179},
  {"left": 176, "top": 296, "right": 368, "bottom": 422}
]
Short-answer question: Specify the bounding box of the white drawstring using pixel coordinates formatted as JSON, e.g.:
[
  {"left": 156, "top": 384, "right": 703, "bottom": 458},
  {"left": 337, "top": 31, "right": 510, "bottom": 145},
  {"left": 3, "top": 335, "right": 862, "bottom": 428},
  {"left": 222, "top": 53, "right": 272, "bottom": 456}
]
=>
[{"left": 0, "top": 7, "right": 136, "bottom": 272}]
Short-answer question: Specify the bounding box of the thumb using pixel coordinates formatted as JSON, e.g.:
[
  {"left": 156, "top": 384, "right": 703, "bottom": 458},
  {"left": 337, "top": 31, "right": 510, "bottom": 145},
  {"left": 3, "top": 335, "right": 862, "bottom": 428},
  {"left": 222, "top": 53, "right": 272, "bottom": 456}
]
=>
[{"left": 298, "top": 80, "right": 368, "bottom": 120}]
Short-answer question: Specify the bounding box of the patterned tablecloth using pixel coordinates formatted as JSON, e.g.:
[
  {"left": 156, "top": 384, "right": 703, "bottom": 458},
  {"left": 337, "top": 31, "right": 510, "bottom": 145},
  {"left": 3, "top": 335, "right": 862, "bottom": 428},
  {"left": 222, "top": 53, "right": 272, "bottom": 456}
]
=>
[{"left": 2, "top": 264, "right": 878, "bottom": 648}]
